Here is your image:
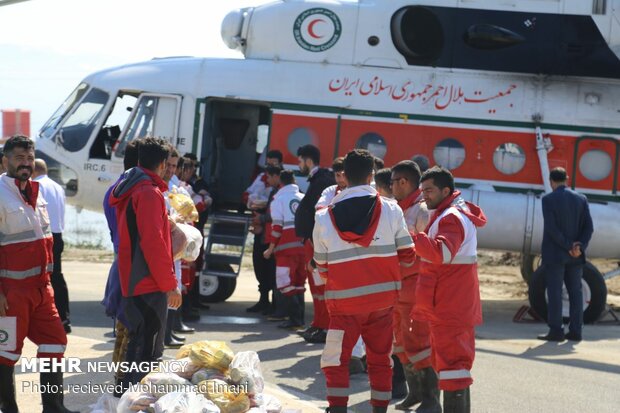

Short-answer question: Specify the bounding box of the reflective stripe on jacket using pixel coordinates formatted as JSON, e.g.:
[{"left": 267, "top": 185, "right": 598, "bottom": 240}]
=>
[
  {"left": 313, "top": 185, "right": 415, "bottom": 316},
  {"left": 0, "top": 175, "right": 54, "bottom": 293}
]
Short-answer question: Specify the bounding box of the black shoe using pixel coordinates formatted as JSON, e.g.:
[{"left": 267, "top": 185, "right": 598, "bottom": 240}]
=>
[
  {"left": 304, "top": 328, "right": 327, "bottom": 344},
  {"left": 171, "top": 332, "right": 186, "bottom": 342},
  {"left": 247, "top": 293, "right": 270, "bottom": 313},
  {"left": 325, "top": 406, "right": 347, "bottom": 413},
  {"left": 565, "top": 332, "right": 582, "bottom": 342},
  {"left": 537, "top": 331, "right": 565, "bottom": 342},
  {"left": 173, "top": 311, "right": 196, "bottom": 333},
  {"left": 298, "top": 326, "right": 318, "bottom": 337},
  {"left": 164, "top": 337, "right": 184, "bottom": 348}
]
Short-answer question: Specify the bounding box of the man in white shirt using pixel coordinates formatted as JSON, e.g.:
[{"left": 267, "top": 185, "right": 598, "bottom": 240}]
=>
[{"left": 33, "top": 159, "right": 70, "bottom": 332}]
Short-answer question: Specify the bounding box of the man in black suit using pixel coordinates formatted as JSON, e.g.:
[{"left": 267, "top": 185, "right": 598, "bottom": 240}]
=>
[
  {"left": 538, "top": 167, "right": 593, "bottom": 342},
  {"left": 294, "top": 144, "right": 336, "bottom": 343}
]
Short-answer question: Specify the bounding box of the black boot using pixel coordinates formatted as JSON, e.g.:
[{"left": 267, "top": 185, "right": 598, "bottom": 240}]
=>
[
  {"left": 246, "top": 291, "right": 269, "bottom": 313},
  {"left": 171, "top": 332, "right": 186, "bottom": 342},
  {"left": 392, "top": 355, "right": 407, "bottom": 399},
  {"left": 173, "top": 310, "right": 195, "bottom": 333},
  {"left": 164, "top": 310, "right": 183, "bottom": 348},
  {"left": 395, "top": 364, "right": 422, "bottom": 410},
  {"left": 0, "top": 364, "right": 18, "bottom": 413},
  {"left": 40, "top": 371, "right": 79, "bottom": 413},
  {"left": 416, "top": 367, "right": 441, "bottom": 413},
  {"left": 325, "top": 406, "right": 347, "bottom": 413},
  {"left": 443, "top": 387, "right": 469, "bottom": 413},
  {"left": 372, "top": 407, "right": 388, "bottom": 413}
]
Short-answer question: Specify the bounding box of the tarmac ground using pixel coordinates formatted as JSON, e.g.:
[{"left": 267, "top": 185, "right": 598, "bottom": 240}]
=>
[{"left": 12, "top": 260, "right": 620, "bottom": 413}]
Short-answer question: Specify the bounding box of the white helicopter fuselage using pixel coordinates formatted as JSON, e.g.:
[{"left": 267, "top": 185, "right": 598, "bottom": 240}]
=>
[{"left": 36, "top": 1, "right": 620, "bottom": 263}]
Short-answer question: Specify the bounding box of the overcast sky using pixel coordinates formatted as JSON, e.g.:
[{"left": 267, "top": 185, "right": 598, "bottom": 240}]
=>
[{"left": 0, "top": 0, "right": 272, "bottom": 133}]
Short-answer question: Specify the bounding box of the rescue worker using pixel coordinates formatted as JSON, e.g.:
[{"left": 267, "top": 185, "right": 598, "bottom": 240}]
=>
[
  {"left": 316, "top": 158, "right": 366, "bottom": 374},
  {"left": 0, "top": 135, "right": 78, "bottom": 413},
  {"left": 163, "top": 149, "right": 188, "bottom": 348},
  {"left": 390, "top": 160, "right": 436, "bottom": 412},
  {"left": 110, "top": 137, "right": 181, "bottom": 389},
  {"left": 313, "top": 149, "right": 416, "bottom": 413},
  {"left": 263, "top": 170, "right": 306, "bottom": 330},
  {"left": 102, "top": 139, "right": 141, "bottom": 396},
  {"left": 316, "top": 157, "right": 346, "bottom": 209},
  {"left": 374, "top": 168, "right": 393, "bottom": 198},
  {"left": 295, "top": 144, "right": 336, "bottom": 344},
  {"left": 412, "top": 166, "right": 487, "bottom": 413},
  {"left": 245, "top": 150, "right": 283, "bottom": 314},
  {"left": 33, "top": 158, "right": 70, "bottom": 333}
]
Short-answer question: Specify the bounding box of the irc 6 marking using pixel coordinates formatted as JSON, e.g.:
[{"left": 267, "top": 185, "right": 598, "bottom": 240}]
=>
[{"left": 84, "top": 163, "right": 106, "bottom": 172}]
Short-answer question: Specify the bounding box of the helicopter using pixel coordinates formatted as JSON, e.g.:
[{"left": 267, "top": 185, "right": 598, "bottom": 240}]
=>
[{"left": 34, "top": 0, "right": 620, "bottom": 320}]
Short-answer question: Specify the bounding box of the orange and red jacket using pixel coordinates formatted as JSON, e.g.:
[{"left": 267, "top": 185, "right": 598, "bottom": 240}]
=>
[
  {"left": 0, "top": 176, "right": 54, "bottom": 294},
  {"left": 313, "top": 185, "right": 416, "bottom": 316},
  {"left": 412, "top": 191, "right": 487, "bottom": 327},
  {"left": 109, "top": 167, "right": 177, "bottom": 297}
]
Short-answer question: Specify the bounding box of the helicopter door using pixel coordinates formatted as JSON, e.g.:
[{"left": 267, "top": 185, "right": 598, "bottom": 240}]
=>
[
  {"left": 112, "top": 93, "right": 182, "bottom": 163},
  {"left": 571, "top": 137, "right": 619, "bottom": 196}
]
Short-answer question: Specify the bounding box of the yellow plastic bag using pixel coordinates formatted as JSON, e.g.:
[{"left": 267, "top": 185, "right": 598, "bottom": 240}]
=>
[
  {"left": 169, "top": 191, "right": 199, "bottom": 222},
  {"left": 189, "top": 341, "right": 234, "bottom": 372},
  {"left": 197, "top": 379, "right": 250, "bottom": 413}
]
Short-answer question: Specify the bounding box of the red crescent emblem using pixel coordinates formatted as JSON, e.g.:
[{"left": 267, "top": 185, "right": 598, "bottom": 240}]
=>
[{"left": 307, "top": 18, "right": 325, "bottom": 39}]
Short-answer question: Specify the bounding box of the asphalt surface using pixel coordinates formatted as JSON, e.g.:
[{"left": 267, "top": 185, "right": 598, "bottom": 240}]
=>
[{"left": 13, "top": 261, "right": 620, "bottom": 412}]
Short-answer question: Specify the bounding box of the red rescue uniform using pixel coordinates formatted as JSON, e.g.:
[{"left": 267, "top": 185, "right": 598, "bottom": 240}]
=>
[
  {"left": 412, "top": 191, "right": 486, "bottom": 391},
  {"left": 0, "top": 176, "right": 67, "bottom": 366},
  {"left": 393, "top": 189, "right": 432, "bottom": 370},
  {"left": 313, "top": 185, "right": 416, "bottom": 409}
]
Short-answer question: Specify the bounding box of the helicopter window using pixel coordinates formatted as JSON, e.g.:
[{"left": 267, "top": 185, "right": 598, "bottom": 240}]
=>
[
  {"left": 593, "top": 0, "right": 607, "bottom": 15},
  {"left": 89, "top": 93, "right": 138, "bottom": 160},
  {"left": 287, "top": 127, "right": 319, "bottom": 157},
  {"left": 355, "top": 132, "right": 387, "bottom": 159},
  {"left": 433, "top": 138, "right": 465, "bottom": 170},
  {"left": 115, "top": 97, "right": 158, "bottom": 157},
  {"left": 579, "top": 149, "right": 612, "bottom": 181},
  {"left": 39, "top": 83, "right": 89, "bottom": 140},
  {"left": 59, "top": 88, "right": 109, "bottom": 153},
  {"left": 493, "top": 143, "right": 526, "bottom": 175},
  {"left": 391, "top": 6, "right": 444, "bottom": 66}
]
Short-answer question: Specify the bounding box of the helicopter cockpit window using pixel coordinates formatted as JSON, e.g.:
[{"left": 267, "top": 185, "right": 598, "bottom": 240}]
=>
[
  {"left": 114, "top": 97, "right": 157, "bottom": 157},
  {"left": 58, "top": 88, "right": 109, "bottom": 153},
  {"left": 115, "top": 95, "right": 179, "bottom": 157},
  {"left": 391, "top": 6, "right": 444, "bottom": 66},
  {"left": 89, "top": 93, "right": 138, "bottom": 160},
  {"left": 433, "top": 138, "right": 465, "bottom": 170},
  {"left": 39, "top": 83, "right": 89, "bottom": 140},
  {"left": 493, "top": 143, "right": 526, "bottom": 175},
  {"left": 355, "top": 132, "right": 387, "bottom": 159}
]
